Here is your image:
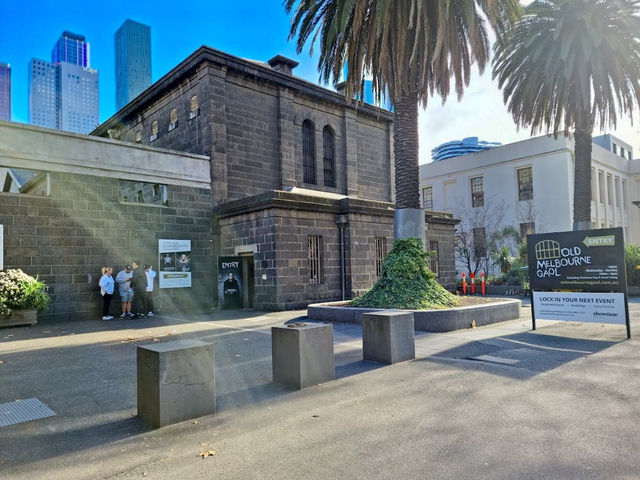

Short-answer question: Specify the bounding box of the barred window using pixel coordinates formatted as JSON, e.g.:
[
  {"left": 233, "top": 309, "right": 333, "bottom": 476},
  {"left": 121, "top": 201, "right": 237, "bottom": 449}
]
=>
[
  {"left": 189, "top": 95, "right": 199, "bottom": 119},
  {"left": 520, "top": 222, "right": 535, "bottom": 239},
  {"left": 470, "top": 176, "right": 484, "bottom": 207},
  {"left": 302, "top": 120, "right": 316, "bottom": 184},
  {"left": 429, "top": 241, "right": 439, "bottom": 276},
  {"left": 150, "top": 120, "right": 158, "bottom": 142},
  {"left": 323, "top": 126, "right": 336, "bottom": 188},
  {"left": 168, "top": 108, "right": 178, "bottom": 131},
  {"left": 308, "top": 235, "right": 323, "bottom": 284},
  {"left": 422, "top": 186, "right": 433, "bottom": 209},
  {"left": 135, "top": 130, "right": 142, "bottom": 143},
  {"left": 517, "top": 167, "right": 533, "bottom": 201},
  {"left": 375, "top": 237, "right": 387, "bottom": 277},
  {"left": 473, "top": 227, "right": 487, "bottom": 259}
]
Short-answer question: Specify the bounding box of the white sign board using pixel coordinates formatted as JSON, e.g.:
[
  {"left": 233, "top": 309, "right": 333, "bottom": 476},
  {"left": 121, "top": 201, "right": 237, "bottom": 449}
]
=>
[
  {"left": 533, "top": 291, "right": 626, "bottom": 325},
  {"left": 158, "top": 239, "right": 192, "bottom": 289}
]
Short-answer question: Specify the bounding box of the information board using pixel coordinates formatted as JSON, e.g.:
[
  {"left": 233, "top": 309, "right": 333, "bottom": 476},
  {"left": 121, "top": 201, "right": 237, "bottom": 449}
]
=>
[
  {"left": 532, "top": 292, "right": 626, "bottom": 325},
  {"left": 158, "top": 239, "right": 192, "bottom": 289},
  {"left": 218, "top": 256, "right": 242, "bottom": 309}
]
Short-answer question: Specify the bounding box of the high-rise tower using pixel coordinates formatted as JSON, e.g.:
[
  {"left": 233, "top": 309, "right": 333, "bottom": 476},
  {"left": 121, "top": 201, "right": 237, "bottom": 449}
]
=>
[
  {"left": 0, "top": 63, "right": 10, "bottom": 121},
  {"left": 29, "top": 32, "right": 99, "bottom": 134},
  {"left": 115, "top": 19, "right": 151, "bottom": 110}
]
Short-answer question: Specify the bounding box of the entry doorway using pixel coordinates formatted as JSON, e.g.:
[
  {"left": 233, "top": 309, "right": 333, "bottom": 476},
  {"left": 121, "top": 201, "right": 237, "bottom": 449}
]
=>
[{"left": 240, "top": 254, "right": 254, "bottom": 309}]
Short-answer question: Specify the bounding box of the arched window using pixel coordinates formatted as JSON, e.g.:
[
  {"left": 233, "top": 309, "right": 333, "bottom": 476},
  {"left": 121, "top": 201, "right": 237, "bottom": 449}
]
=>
[
  {"left": 169, "top": 108, "right": 178, "bottom": 131},
  {"left": 189, "top": 95, "right": 199, "bottom": 119},
  {"left": 135, "top": 130, "right": 142, "bottom": 143},
  {"left": 302, "top": 120, "right": 316, "bottom": 184},
  {"left": 323, "top": 126, "right": 336, "bottom": 188},
  {"left": 150, "top": 120, "right": 159, "bottom": 142}
]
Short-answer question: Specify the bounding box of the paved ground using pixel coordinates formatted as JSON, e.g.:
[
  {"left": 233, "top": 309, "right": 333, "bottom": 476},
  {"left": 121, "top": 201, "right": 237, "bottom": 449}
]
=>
[{"left": 1, "top": 299, "right": 640, "bottom": 479}]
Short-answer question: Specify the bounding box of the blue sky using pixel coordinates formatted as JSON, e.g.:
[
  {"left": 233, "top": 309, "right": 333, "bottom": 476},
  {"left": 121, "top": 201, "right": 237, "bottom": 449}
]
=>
[{"left": 1, "top": 0, "right": 638, "bottom": 161}]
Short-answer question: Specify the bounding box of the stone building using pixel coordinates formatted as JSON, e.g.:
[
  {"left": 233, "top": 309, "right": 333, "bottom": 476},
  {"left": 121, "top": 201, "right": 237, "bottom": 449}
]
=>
[{"left": 93, "top": 46, "right": 404, "bottom": 310}]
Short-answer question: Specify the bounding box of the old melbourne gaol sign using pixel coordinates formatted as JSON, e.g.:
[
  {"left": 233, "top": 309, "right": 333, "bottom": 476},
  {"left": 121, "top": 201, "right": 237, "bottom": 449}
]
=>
[{"left": 527, "top": 228, "right": 630, "bottom": 338}]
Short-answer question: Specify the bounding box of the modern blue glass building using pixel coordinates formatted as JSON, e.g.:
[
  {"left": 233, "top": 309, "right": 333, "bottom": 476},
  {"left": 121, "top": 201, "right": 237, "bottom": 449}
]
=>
[
  {"left": 0, "top": 63, "right": 10, "bottom": 121},
  {"left": 28, "top": 32, "right": 99, "bottom": 134},
  {"left": 115, "top": 19, "right": 151, "bottom": 110},
  {"left": 431, "top": 137, "right": 501, "bottom": 162}
]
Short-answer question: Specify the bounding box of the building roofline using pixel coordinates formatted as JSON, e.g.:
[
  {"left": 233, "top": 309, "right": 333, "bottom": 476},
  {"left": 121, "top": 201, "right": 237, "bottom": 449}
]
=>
[{"left": 92, "top": 45, "right": 393, "bottom": 136}]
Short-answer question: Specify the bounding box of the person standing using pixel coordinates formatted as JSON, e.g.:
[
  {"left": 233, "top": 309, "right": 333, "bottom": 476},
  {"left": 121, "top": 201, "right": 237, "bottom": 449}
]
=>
[
  {"left": 99, "top": 266, "right": 115, "bottom": 320},
  {"left": 131, "top": 261, "right": 147, "bottom": 318},
  {"left": 144, "top": 264, "right": 156, "bottom": 316},
  {"left": 115, "top": 264, "right": 134, "bottom": 318}
]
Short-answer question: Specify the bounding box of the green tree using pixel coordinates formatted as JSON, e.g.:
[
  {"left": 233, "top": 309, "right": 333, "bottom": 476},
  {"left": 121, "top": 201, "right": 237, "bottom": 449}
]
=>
[
  {"left": 285, "top": 0, "right": 521, "bottom": 234},
  {"left": 493, "top": 0, "right": 640, "bottom": 231}
]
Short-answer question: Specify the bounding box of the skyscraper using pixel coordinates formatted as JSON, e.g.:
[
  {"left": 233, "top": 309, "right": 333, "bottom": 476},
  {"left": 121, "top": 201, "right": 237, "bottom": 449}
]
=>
[
  {"left": 28, "top": 32, "right": 99, "bottom": 134},
  {"left": 115, "top": 19, "right": 151, "bottom": 110},
  {"left": 0, "top": 63, "right": 10, "bottom": 121}
]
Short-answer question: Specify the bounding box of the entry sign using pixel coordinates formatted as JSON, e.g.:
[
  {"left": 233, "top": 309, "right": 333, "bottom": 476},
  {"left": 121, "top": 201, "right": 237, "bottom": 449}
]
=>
[{"left": 527, "top": 227, "right": 630, "bottom": 338}]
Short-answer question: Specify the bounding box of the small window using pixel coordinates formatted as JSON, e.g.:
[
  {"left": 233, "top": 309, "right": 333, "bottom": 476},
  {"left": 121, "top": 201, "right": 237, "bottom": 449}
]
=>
[
  {"left": 168, "top": 108, "right": 178, "bottom": 131},
  {"left": 302, "top": 120, "right": 316, "bottom": 184},
  {"left": 517, "top": 167, "right": 533, "bottom": 201},
  {"left": 323, "top": 126, "right": 336, "bottom": 188},
  {"left": 429, "top": 241, "right": 439, "bottom": 276},
  {"left": 189, "top": 95, "right": 199, "bottom": 119},
  {"left": 628, "top": 151, "right": 632, "bottom": 161},
  {"left": 308, "top": 235, "right": 323, "bottom": 284},
  {"left": 621, "top": 147, "right": 625, "bottom": 159},
  {"left": 520, "top": 222, "right": 535, "bottom": 239},
  {"left": 473, "top": 227, "right": 486, "bottom": 259},
  {"left": 135, "top": 130, "right": 142, "bottom": 143},
  {"left": 470, "top": 176, "right": 484, "bottom": 207},
  {"left": 150, "top": 120, "right": 158, "bottom": 142},
  {"left": 422, "top": 186, "right": 433, "bottom": 209},
  {"left": 613, "top": 143, "right": 618, "bottom": 154},
  {"left": 119, "top": 179, "right": 168, "bottom": 206},
  {"left": 375, "top": 237, "right": 387, "bottom": 278}
]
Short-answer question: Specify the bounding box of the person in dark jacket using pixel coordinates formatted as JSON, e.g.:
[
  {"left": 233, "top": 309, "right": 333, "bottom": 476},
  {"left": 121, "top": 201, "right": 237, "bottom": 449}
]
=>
[{"left": 131, "top": 261, "right": 148, "bottom": 318}]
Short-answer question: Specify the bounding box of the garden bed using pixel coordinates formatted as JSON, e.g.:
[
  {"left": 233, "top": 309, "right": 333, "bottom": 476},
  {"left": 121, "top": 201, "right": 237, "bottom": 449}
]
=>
[{"left": 307, "top": 297, "right": 521, "bottom": 332}]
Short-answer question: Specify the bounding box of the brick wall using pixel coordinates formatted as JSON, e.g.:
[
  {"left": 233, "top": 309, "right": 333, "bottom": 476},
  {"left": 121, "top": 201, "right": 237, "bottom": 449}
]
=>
[{"left": 0, "top": 171, "right": 214, "bottom": 320}]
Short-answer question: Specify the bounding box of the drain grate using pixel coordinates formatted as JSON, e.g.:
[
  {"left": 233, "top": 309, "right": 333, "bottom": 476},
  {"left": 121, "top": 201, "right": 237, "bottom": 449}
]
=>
[{"left": 0, "top": 398, "right": 56, "bottom": 427}]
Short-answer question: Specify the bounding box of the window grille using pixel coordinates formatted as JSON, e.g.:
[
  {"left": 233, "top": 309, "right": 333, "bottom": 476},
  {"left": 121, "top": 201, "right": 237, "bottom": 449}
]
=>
[
  {"left": 375, "top": 237, "right": 387, "bottom": 277},
  {"left": 473, "top": 227, "right": 487, "bottom": 259},
  {"left": 135, "top": 130, "right": 142, "bottom": 143},
  {"left": 150, "top": 120, "right": 158, "bottom": 142},
  {"left": 323, "top": 126, "right": 336, "bottom": 187},
  {"left": 422, "top": 186, "right": 433, "bottom": 209},
  {"left": 308, "top": 235, "right": 323, "bottom": 284},
  {"left": 169, "top": 108, "right": 178, "bottom": 131},
  {"left": 517, "top": 167, "right": 533, "bottom": 201},
  {"left": 302, "top": 120, "right": 316, "bottom": 184},
  {"left": 470, "top": 177, "right": 484, "bottom": 207},
  {"left": 189, "top": 95, "right": 199, "bottom": 119},
  {"left": 429, "top": 241, "right": 439, "bottom": 276}
]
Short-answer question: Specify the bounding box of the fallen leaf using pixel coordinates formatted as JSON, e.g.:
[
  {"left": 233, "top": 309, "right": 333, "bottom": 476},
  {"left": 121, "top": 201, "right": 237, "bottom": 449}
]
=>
[
  {"left": 128, "top": 337, "right": 135, "bottom": 342},
  {"left": 193, "top": 420, "right": 198, "bottom": 424},
  {"left": 470, "top": 320, "right": 476, "bottom": 328},
  {"left": 199, "top": 450, "right": 216, "bottom": 458},
  {"left": 200, "top": 442, "right": 208, "bottom": 447},
  {"left": 312, "top": 414, "right": 319, "bottom": 418}
]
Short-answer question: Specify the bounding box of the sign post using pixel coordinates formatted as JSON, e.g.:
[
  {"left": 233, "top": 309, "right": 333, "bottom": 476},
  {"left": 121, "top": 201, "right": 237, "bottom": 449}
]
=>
[{"left": 527, "top": 227, "right": 630, "bottom": 338}]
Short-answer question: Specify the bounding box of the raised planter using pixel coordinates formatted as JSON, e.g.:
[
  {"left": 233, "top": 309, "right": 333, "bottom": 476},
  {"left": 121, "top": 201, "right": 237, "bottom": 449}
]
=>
[
  {"left": 0, "top": 309, "right": 37, "bottom": 328},
  {"left": 307, "top": 298, "right": 521, "bottom": 332}
]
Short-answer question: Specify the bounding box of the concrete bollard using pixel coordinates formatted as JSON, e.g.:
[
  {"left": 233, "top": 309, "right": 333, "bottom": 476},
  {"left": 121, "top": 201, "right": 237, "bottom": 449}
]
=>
[
  {"left": 137, "top": 339, "right": 215, "bottom": 428},
  {"left": 362, "top": 312, "right": 415, "bottom": 364},
  {"left": 272, "top": 322, "right": 335, "bottom": 389}
]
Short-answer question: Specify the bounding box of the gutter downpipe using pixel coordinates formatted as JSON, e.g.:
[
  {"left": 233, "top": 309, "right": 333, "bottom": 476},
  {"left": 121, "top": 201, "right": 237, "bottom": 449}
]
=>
[{"left": 336, "top": 214, "right": 348, "bottom": 300}]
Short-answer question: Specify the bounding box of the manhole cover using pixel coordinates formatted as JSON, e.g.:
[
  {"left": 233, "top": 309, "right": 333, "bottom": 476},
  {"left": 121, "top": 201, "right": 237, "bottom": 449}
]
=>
[{"left": 0, "top": 398, "right": 56, "bottom": 427}]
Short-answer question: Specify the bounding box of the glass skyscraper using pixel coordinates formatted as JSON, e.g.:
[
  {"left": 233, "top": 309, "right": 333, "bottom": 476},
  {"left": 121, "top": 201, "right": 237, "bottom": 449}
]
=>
[
  {"left": 29, "top": 32, "right": 99, "bottom": 134},
  {"left": 0, "top": 63, "right": 10, "bottom": 121},
  {"left": 115, "top": 19, "right": 151, "bottom": 110}
]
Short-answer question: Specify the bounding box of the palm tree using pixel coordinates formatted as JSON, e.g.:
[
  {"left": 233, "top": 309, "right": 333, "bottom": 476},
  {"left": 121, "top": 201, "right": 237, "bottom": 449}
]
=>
[
  {"left": 493, "top": 0, "right": 640, "bottom": 231},
  {"left": 285, "top": 0, "right": 521, "bottom": 238}
]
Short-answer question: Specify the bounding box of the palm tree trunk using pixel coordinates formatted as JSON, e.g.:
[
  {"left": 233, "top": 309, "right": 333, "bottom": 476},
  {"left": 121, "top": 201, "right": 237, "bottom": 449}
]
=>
[
  {"left": 573, "top": 126, "right": 593, "bottom": 231},
  {"left": 393, "top": 91, "right": 420, "bottom": 209}
]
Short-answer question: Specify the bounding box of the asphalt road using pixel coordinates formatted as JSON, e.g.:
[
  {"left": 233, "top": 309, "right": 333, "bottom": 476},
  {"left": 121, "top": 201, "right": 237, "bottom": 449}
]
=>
[{"left": 1, "top": 300, "right": 639, "bottom": 479}]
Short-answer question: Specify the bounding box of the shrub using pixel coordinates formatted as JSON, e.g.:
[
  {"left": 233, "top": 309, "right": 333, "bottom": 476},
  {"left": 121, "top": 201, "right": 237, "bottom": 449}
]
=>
[
  {"left": 350, "top": 238, "right": 458, "bottom": 309},
  {"left": 0, "top": 269, "right": 50, "bottom": 317},
  {"left": 625, "top": 244, "right": 640, "bottom": 286}
]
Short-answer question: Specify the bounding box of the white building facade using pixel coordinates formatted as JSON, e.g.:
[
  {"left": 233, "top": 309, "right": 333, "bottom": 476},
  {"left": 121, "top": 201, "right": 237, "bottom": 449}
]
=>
[{"left": 419, "top": 134, "right": 640, "bottom": 274}]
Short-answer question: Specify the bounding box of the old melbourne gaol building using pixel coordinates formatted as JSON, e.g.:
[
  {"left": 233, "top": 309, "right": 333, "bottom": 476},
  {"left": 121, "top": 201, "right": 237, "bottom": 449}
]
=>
[{"left": 0, "top": 46, "right": 457, "bottom": 320}]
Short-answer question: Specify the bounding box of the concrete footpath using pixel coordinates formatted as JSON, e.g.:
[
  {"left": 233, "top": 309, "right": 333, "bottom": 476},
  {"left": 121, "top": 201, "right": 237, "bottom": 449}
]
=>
[{"left": 1, "top": 299, "right": 640, "bottom": 479}]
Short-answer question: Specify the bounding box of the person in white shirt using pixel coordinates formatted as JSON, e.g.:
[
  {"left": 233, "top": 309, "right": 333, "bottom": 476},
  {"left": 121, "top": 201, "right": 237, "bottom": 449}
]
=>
[
  {"left": 144, "top": 265, "right": 157, "bottom": 316},
  {"left": 99, "top": 266, "right": 115, "bottom": 320}
]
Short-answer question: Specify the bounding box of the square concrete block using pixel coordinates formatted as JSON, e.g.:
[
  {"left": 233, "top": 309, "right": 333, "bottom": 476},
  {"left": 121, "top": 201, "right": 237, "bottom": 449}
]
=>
[
  {"left": 137, "top": 339, "right": 215, "bottom": 428},
  {"left": 362, "top": 312, "right": 415, "bottom": 364},
  {"left": 272, "top": 323, "right": 335, "bottom": 389}
]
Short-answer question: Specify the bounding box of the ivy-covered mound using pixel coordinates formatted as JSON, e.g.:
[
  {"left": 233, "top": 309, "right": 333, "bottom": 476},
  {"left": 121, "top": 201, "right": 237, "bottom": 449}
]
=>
[{"left": 351, "top": 238, "right": 458, "bottom": 310}]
